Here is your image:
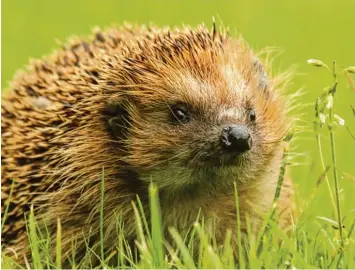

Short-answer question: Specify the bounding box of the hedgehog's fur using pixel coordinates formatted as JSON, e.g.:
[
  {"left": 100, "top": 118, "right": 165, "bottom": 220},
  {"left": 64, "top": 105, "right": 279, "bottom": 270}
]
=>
[{"left": 1, "top": 23, "right": 293, "bottom": 265}]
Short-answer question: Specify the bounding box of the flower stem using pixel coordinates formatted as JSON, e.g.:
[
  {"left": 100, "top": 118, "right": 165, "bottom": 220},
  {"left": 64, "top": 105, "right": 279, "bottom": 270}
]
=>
[
  {"left": 329, "top": 113, "right": 343, "bottom": 244},
  {"left": 316, "top": 133, "right": 338, "bottom": 216},
  {"left": 327, "top": 66, "right": 344, "bottom": 245}
]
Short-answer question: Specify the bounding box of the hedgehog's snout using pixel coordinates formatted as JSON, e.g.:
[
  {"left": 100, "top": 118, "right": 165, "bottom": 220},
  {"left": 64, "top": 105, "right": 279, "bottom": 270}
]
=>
[{"left": 220, "top": 124, "right": 252, "bottom": 153}]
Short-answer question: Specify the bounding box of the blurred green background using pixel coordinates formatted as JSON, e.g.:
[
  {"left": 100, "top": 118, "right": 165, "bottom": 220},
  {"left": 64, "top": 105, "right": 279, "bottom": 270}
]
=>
[{"left": 2, "top": 1, "right": 355, "bottom": 216}]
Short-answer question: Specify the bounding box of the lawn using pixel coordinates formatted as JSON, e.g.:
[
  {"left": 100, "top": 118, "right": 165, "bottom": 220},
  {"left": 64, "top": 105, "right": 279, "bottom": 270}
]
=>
[{"left": 1, "top": 0, "right": 355, "bottom": 268}]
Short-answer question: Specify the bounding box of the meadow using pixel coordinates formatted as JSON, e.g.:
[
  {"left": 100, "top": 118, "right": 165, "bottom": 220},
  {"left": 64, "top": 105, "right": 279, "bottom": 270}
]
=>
[{"left": 1, "top": 0, "right": 355, "bottom": 268}]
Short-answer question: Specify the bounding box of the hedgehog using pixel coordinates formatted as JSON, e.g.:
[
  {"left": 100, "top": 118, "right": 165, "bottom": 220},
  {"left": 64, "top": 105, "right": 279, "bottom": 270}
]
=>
[{"left": 1, "top": 23, "right": 294, "bottom": 266}]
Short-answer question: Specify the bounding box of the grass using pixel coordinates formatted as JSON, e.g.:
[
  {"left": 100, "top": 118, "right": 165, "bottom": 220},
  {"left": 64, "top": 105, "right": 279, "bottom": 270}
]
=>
[{"left": 1, "top": 62, "right": 355, "bottom": 269}]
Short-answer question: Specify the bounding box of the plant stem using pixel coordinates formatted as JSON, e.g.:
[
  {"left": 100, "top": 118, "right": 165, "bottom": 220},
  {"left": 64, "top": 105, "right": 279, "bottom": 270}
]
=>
[
  {"left": 1, "top": 180, "right": 15, "bottom": 232},
  {"left": 234, "top": 182, "right": 244, "bottom": 268},
  {"left": 257, "top": 143, "right": 288, "bottom": 256},
  {"left": 329, "top": 116, "right": 343, "bottom": 244},
  {"left": 328, "top": 72, "right": 344, "bottom": 246},
  {"left": 56, "top": 218, "right": 62, "bottom": 269},
  {"left": 100, "top": 167, "right": 105, "bottom": 263},
  {"left": 316, "top": 134, "right": 337, "bottom": 215}
]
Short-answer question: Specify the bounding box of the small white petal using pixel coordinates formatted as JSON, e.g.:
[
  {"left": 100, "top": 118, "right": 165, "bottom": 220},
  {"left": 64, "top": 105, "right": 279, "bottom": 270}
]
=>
[
  {"left": 307, "top": 59, "right": 325, "bottom": 67},
  {"left": 319, "top": 113, "right": 326, "bottom": 124},
  {"left": 334, "top": 114, "right": 345, "bottom": 126},
  {"left": 326, "top": 95, "right": 333, "bottom": 109}
]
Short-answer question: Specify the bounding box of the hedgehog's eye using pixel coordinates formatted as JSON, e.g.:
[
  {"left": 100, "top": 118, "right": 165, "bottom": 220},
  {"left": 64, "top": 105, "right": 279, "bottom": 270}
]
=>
[
  {"left": 170, "top": 103, "right": 190, "bottom": 124},
  {"left": 249, "top": 109, "right": 256, "bottom": 122}
]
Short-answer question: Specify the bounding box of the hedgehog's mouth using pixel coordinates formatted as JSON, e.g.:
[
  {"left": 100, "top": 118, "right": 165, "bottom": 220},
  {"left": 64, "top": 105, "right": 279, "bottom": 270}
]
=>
[{"left": 188, "top": 151, "right": 245, "bottom": 168}]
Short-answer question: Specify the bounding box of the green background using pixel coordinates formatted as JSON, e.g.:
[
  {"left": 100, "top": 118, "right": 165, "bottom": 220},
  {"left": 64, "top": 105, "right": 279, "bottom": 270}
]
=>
[{"left": 2, "top": 1, "right": 355, "bottom": 217}]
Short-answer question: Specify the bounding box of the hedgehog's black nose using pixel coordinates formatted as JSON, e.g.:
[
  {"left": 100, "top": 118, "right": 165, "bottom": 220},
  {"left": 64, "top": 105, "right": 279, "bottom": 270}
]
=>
[{"left": 221, "top": 124, "right": 252, "bottom": 153}]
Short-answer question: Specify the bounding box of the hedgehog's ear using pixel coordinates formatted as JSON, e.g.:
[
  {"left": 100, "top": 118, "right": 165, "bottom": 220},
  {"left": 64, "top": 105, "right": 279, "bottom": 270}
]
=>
[
  {"left": 253, "top": 57, "right": 268, "bottom": 92},
  {"left": 102, "top": 99, "right": 130, "bottom": 139}
]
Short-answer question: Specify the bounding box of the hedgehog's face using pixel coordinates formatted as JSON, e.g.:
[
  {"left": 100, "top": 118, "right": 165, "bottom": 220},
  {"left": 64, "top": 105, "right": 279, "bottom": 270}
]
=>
[{"left": 110, "top": 44, "right": 288, "bottom": 192}]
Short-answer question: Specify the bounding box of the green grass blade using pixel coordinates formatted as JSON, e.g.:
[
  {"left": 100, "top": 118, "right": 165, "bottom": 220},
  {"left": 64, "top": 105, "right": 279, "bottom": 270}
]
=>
[
  {"left": 233, "top": 182, "right": 244, "bottom": 268},
  {"left": 136, "top": 194, "right": 152, "bottom": 241},
  {"left": 56, "top": 218, "right": 62, "bottom": 269},
  {"left": 149, "top": 182, "right": 165, "bottom": 268},
  {"left": 100, "top": 167, "right": 105, "bottom": 264},
  {"left": 132, "top": 200, "right": 152, "bottom": 268},
  {"left": 1, "top": 180, "right": 15, "bottom": 232},
  {"left": 169, "top": 227, "right": 196, "bottom": 269},
  {"left": 28, "top": 205, "right": 42, "bottom": 269}
]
